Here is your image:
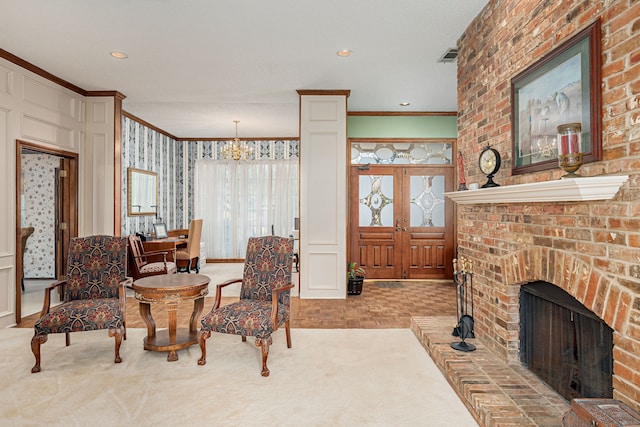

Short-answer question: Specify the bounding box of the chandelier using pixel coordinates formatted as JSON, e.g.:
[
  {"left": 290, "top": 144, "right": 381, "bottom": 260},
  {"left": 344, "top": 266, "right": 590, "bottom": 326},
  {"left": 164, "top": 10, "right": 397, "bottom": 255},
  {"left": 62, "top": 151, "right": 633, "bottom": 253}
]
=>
[{"left": 221, "top": 120, "right": 253, "bottom": 161}]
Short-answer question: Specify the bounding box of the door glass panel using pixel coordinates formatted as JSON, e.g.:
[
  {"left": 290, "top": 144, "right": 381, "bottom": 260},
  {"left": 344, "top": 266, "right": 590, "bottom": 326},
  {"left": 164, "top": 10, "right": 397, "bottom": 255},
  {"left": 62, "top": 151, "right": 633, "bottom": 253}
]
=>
[
  {"left": 359, "top": 175, "right": 394, "bottom": 226},
  {"left": 409, "top": 175, "right": 445, "bottom": 227},
  {"left": 351, "top": 142, "right": 452, "bottom": 165}
]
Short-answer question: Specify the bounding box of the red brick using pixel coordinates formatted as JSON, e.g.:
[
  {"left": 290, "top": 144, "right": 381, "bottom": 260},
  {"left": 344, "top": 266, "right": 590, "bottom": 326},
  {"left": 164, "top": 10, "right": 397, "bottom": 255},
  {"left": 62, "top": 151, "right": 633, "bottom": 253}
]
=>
[
  {"left": 607, "top": 1, "right": 640, "bottom": 34},
  {"left": 614, "top": 291, "right": 633, "bottom": 331},
  {"left": 628, "top": 234, "right": 640, "bottom": 248},
  {"left": 603, "top": 57, "right": 626, "bottom": 78},
  {"left": 604, "top": 285, "right": 621, "bottom": 327},
  {"left": 456, "top": 0, "right": 640, "bottom": 408},
  {"left": 582, "top": 272, "right": 600, "bottom": 313}
]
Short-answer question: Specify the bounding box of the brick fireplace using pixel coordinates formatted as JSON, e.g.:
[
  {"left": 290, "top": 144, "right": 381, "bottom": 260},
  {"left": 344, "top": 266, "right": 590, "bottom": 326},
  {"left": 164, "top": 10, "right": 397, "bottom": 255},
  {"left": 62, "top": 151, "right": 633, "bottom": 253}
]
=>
[
  {"left": 449, "top": 198, "right": 639, "bottom": 409},
  {"left": 453, "top": 0, "right": 640, "bottom": 414}
]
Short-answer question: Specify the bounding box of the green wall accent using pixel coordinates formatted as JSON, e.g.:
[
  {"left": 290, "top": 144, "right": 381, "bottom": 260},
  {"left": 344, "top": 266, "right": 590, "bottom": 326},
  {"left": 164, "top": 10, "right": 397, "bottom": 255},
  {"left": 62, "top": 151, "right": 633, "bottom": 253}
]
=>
[{"left": 347, "top": 115, "right": 457, "bottom": 138}]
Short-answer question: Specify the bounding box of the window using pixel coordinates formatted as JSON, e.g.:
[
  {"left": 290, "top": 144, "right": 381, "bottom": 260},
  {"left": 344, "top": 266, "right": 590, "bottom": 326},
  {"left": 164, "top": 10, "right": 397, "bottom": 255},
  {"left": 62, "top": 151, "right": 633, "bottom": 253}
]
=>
[{"left": 195, "top": 160, "right": 298, "bottom": 258}]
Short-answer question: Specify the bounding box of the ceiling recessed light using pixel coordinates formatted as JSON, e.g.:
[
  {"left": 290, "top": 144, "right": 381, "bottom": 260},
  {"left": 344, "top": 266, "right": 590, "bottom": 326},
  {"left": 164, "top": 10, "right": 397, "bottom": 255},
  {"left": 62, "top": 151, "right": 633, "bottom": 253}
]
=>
[
  {"left": 400, "top": 102, "right": 410, "bottom": 106},
  {"left": 337, "top": 49, "right": 352, "bottom": 57},
  {"left": 110, "top": 51, "right": 128, "bottom": 59}
]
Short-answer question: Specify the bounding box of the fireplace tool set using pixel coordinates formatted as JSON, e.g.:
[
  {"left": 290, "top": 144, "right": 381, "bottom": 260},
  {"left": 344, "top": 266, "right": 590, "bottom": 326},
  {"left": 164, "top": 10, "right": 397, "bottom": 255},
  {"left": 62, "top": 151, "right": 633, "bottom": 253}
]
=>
[{"left": 451, "top": 256, "right": 476, "bottom": 352}]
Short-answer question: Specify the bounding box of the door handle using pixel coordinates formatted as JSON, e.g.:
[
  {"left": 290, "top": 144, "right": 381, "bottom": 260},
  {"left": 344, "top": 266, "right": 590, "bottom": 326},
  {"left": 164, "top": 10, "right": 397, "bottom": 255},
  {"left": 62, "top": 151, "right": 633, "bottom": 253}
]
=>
[
  {"left": 403, "top": 227, "right": 407, "bottom": 231},
  {"left": 395, "top": 226, "right": 401, "bottom": 232}
]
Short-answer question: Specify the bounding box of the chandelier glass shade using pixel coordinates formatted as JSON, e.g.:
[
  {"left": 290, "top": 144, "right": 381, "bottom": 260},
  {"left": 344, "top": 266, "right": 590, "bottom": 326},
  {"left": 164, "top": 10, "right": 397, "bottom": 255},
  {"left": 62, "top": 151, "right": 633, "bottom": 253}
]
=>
[{"left": 222, "top": 120, "right": 253, "bottom": 161}]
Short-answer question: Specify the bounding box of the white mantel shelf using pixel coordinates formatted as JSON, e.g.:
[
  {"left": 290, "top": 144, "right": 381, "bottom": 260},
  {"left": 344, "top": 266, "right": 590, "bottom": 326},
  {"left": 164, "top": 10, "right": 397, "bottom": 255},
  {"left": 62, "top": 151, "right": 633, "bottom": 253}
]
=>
[{"left": 445, "top": 175, "right": 629, "bottom": 204}]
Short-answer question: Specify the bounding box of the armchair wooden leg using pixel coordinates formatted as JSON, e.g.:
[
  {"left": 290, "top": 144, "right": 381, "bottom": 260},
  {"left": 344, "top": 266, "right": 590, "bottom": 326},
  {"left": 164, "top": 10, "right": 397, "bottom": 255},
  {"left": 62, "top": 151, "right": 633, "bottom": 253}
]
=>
[
  {"left": 256, "top": 336, "right": 273, "bottom": 377},
  {"left": 197, "top": 330, "right": 211, "bottom": 366},
  {"left": 285, "top": 320, "right": 292, "bottom": 348},
  {"left": 242, "top": 336, "right": 247, "bottom": 342},
  {"left": 109, "top": 327, "right": 124, "bottom": 363},
  {"left": 30, "top": 333, "right": 47, "bottom": 373},
  {"left": 65, "top": 332, "right": 70, "bottom": 346}
]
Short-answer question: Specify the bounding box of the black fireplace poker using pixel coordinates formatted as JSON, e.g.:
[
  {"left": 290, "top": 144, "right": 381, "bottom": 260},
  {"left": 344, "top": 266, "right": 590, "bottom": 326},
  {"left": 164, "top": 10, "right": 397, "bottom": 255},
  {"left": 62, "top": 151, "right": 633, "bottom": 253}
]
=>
[{"left": 451, "top": 256, "right": 476, "bottom": 352}]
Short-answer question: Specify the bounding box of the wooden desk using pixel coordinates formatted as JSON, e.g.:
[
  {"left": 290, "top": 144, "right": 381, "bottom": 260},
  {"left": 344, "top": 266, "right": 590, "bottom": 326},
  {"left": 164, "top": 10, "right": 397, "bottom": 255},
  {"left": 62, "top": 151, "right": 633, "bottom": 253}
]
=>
[
  {"left": 131, "top": 273, "right": 210, "bottom": 362},
  {"left": 142, "top": 238, "right": 187, "bottom": 261}
]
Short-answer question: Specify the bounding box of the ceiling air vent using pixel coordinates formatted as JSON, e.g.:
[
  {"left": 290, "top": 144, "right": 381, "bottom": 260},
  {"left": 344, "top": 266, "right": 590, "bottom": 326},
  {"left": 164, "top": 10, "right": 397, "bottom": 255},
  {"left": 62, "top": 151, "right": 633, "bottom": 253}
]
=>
[{"left": 438, "top": 47, "right": 458, "bottom": 63}]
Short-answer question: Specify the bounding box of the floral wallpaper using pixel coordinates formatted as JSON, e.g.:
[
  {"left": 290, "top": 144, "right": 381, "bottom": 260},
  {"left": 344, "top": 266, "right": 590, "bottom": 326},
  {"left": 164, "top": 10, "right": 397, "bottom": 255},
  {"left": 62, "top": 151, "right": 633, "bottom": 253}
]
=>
[
  {"left": 121, "top": 116, "right": 299, "bottom": 237},
  {"left": 22, "top": 153, "right": 59, "bottom": 278}
]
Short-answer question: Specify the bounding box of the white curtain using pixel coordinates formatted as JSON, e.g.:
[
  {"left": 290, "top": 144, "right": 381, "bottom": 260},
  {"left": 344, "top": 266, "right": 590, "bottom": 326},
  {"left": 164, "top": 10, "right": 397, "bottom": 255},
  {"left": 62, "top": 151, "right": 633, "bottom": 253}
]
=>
[{"left": 194, "top": 160, "right": 298, "bottom": 259}]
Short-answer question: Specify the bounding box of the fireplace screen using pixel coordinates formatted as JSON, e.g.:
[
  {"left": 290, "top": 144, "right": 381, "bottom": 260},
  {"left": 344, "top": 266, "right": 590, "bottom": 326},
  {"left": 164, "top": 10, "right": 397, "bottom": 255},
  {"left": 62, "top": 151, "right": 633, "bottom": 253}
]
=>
[{"left": 520, "top": 282, "right": 613, "bottom": 401}]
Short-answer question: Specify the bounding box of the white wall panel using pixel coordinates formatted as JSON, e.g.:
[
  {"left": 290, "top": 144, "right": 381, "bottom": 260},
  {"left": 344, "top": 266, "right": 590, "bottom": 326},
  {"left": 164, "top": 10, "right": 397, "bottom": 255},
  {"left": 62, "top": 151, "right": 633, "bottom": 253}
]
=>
[
  {"left": 22, "top": 76, "right": 78, "bottom": 120},
  {"left": 0, "top": 56, "right": 94, "bottom": 326},
  {"left": 0, "top": 104, "right": 15, "bottom": 328},
  {"left": 0, "top": 109, "right": 9, "bottom": 255},
  {"left": 0, "top": 262, "right": 15, "bottom": 327},
  {"left": 309, "top": 101, "right": 338, "bottom": 121},
  {"left": 91, "top": 102, "right": 108, "bottom": 124},
  {"left": 299, "top": 93, "right": 347, "bottom": 299},
  {"left": 94, "top": 134, "right": 108, "bottom": 232},
  {"left": 22, "top": 114, "right": 74, "bottom": 147},
  {"left": 306, "top": 253, "right": 340, "bottom": 291},
  {"left": 83, "top": 97, "right": 115, "bottom": 236},
  {"left": 307, "top": 132, "right": 338, "bottom": 244},
  {"left": 0, "top": 65, "right": 13, "bottom": 96}
]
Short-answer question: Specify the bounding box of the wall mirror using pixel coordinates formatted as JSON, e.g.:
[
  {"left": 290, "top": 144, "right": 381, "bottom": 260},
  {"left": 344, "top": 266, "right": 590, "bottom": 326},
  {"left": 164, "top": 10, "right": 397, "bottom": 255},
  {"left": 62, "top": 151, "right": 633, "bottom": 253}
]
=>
[{"left": 127, "top": 167, "right": 158, "bottom": 216}]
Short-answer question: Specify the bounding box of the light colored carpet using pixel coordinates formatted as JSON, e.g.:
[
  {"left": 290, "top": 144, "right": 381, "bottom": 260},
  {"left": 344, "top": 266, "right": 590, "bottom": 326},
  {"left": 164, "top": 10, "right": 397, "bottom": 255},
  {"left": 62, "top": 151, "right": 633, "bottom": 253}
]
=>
[{"left": 1, "top": 328, "right": 477, "bottom": 426}]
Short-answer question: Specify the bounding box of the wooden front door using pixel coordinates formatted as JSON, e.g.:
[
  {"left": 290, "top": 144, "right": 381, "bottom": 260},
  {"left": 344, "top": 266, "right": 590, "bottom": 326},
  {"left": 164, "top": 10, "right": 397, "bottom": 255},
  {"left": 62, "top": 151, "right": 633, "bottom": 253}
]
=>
[
  {"left": 349, "top": 164, "right": 455, "bottom": 280},
  {"left": 403, "top": 166, "right": 455, "bottom": 279}
]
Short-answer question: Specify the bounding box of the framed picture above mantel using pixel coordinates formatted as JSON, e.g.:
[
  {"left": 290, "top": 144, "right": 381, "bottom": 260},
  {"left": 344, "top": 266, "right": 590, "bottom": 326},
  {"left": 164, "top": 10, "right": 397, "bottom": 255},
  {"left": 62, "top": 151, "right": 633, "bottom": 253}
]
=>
[{"left": 511, "top": 19, "right": 602, "bottom": 175}]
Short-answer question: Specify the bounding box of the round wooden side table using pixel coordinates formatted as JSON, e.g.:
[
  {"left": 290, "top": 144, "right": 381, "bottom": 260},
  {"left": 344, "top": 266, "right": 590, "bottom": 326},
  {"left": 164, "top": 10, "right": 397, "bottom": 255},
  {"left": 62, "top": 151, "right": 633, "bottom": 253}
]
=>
[{"left": 131, "top": 273, "right": 210, "bottom": 361}]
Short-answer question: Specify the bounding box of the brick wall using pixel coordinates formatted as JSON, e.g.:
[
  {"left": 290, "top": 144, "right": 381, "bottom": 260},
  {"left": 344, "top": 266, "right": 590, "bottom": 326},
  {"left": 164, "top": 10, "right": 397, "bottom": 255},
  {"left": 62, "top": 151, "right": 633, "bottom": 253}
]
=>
[{"left": 456, "top": 0, "right": 640, "bottom": 410}]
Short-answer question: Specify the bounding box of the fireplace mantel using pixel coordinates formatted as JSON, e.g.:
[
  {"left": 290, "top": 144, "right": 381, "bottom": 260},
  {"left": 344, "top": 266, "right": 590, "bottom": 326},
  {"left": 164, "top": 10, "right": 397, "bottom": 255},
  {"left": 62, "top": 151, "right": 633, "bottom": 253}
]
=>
[{"left": 445, "top": 175, "right": 628, "bottom": 204}]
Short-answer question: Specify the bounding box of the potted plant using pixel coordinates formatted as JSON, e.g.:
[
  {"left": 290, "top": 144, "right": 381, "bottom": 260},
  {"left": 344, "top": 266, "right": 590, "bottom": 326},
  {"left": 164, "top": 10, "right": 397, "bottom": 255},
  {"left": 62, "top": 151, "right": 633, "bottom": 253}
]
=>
[{"left": 347, "top": 262, "right": 366, "bottom": 295}]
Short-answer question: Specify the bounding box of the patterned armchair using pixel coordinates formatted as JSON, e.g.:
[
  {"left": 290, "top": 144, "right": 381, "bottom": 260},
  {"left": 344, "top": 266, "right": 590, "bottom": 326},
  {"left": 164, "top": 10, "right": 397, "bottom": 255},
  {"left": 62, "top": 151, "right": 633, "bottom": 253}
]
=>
[
  {"left": 31, "top": 235, "right": 131, "bottom": 373},
  {"left": 198, "top": 236, "right": 294, "bottom": 376}
]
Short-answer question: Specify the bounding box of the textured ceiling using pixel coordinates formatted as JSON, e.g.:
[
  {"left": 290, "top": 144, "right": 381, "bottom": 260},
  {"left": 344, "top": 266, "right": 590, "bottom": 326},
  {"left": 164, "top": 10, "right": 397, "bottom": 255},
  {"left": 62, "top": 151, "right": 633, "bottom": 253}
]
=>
[{"left": 0, "top": 0, "right": 488, "bottom": 138}]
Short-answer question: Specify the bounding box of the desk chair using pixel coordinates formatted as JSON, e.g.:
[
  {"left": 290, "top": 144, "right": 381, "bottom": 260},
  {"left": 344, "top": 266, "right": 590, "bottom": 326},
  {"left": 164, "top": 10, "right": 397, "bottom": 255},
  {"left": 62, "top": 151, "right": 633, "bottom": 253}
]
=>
[
  {"left": 128, "top": 235, "right": 177, "bottom": 280},
  {"left": 176, "top": 219, "right": 203, "bottom": 273}
]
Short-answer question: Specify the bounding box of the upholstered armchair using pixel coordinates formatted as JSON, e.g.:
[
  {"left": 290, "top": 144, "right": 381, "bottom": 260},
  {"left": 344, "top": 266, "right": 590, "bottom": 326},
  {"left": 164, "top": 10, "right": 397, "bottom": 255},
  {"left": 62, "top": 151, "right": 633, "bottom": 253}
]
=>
[
  {"left": 176, "top": 219, "right": 203, "bottom": 273},
  {"left": 31, "top": 235, "right": 131, "bottom": 373},
  {"left": 198, "top": 235, "right": 294, "bottom": 376},
  {"left": 128, "top": 235, "right": 177, "bottom": 280}
]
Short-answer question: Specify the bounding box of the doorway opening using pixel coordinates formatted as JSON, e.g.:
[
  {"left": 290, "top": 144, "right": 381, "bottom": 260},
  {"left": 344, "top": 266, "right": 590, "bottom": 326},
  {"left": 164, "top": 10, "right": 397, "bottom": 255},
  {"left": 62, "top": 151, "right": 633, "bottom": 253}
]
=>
[
  {"left": 15, "top": 140, "right": 78, "bottom": 323},
  {"left": 348, "top": 139, "right": 455, "bottom": 280}
]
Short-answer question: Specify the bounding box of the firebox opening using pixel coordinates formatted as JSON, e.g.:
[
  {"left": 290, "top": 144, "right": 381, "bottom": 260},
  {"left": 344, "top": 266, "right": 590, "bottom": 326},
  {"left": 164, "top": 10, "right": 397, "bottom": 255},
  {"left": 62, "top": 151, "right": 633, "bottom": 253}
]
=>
[{"left": 519, "top": 281, "right": 613, "bottom": 401}]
